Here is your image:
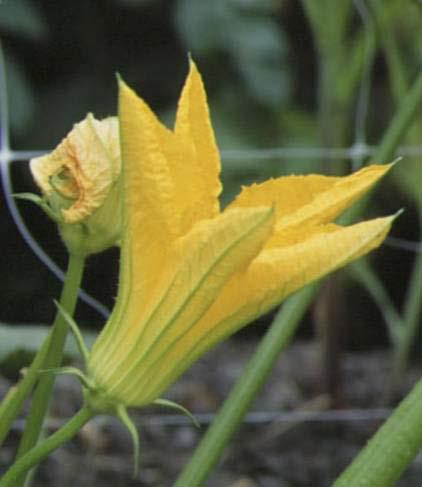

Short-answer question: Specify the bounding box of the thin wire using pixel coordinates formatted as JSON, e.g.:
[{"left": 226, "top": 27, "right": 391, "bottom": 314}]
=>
[
  {"left": 0, "top": 44, "right": 10, "bottom": 153},
  {"left": 9, "top": 407, "right": 393, "bottom": 430},
  {"left": 385, "top": 236, "right": 422, "bottom": 253},
  {"left": 140, "top": 407, "right": 393, "bottom": 426},
  {"left": 221, "top": 145, "right": 422, "bottom": 161},
  {"left": 5, "top": 145, "right": 422, "bottom": 163},
  {"left": 0, "top": 42, "right": 109, "bottom": 319},
  {"left": 3, "top": 149, "right": 422, "bottom": 254}
]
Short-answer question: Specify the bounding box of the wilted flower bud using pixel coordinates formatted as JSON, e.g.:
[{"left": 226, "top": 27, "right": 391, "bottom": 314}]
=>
[{"left": 30, "top": 114, "right": 122, "bottom": 256}]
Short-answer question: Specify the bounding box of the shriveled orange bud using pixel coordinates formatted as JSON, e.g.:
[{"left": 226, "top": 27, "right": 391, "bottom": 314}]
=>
[{"left": 30, "top": 114, "right": 122, "bottom": 256}]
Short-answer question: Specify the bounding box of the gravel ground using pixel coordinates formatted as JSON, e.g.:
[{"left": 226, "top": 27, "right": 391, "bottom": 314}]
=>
[{"left": 1, "top": 339, "right": 422, "bottom": 486}]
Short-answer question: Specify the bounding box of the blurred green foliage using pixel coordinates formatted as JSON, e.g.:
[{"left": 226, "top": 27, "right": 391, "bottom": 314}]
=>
[
  {"left": 175, "top": 0, "right": 290, "bottom": 107},
  {"left": 0, "top": 0, "right": 421, "bottom": 364}
]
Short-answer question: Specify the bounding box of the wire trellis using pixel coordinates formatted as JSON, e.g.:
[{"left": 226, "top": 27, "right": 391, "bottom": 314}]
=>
[{"left": 10, "top": 407, "right": 393, "bottom": 430}]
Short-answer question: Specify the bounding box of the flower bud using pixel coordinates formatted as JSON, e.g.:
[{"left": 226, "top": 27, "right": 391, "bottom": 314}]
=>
[{"left": 30, "top": 114, "right": 122, "bottom": 256}]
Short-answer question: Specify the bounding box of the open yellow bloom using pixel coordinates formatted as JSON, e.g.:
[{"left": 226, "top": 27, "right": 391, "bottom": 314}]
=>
[
  {"left": 30, "top": 115, "right": 122, "bottom": 255},
  {"left": 87, "top": 61, "right": 394, "bottom": 409}
]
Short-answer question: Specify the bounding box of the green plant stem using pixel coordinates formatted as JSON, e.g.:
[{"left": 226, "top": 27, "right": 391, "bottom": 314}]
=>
[
  {"left": 373, "top": 6, "right": 422, "bottom": 390},
  {"left": 390, "top": 232, "right": 422, "bottom": 387},
  {"left": 0, "top": 406, "right": 94, "bottom": 487},
  {"left": 374, "top": 71, "right": 422, "bottom": 164},
  {"left": 348, "top": 259, "right": 403, "bottom": 344},
  {"left": 0, "top": 332, "right": 53, "bottom": 446},
  {"left": 333, "top": 378, "right": 422, "bottom": 486},
  {"left": 306, "top": 1, "right": 351, "bottom": 408},
  {"left": 14, "top": 253, "right": 85, "bottom": 484},
  {"left": 370, "top": 0, "right": 408, "bottom": 103},
  {"left": 174, "top": 284, "right": 318, "bottom": 487}
]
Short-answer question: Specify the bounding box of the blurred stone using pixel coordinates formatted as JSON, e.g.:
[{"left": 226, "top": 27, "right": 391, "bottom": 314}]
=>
[{"left": 229, "top": 477, "right": 258, "bottom": 487}]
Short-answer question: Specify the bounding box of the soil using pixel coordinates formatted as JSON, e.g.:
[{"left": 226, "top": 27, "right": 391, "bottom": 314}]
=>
[{"left": 1, "top": 339, "right": 422, "bottom": 487}]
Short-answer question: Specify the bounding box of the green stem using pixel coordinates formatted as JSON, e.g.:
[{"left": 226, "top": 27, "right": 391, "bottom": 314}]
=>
[
  {"left": 0, "top": 254, "right": 85, "bottom": 447},
  {"left": 0, "top": 406, "right": 94, "bottom": 487},
  {"left": 370, "top": 0, "right": 408, "bottom": 103},
  {"left": 15, "top": 253, "right": 85, "bottom": 484},
  {"left": 333, "top": 378, "right": 422, "bottom": 487},
  {"left": 389, "top": 223, "right": 422, "bottom": 387},
  {"left": 348, "top": 259, "right": 403, "bottom": 345},
  {"left": 174, "top": 284, "right": 318, "bottom": 487},
  {"left": 0, "top": 331, "right": 52, "bottom": 446},
  {"left": 373, "top": 70, "right": 422, "bottom": 164}
]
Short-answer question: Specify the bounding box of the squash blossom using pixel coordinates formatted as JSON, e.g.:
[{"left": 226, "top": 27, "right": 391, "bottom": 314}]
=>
[
  {"left": 85, "top": 61, "right": 394, "bottom": 410},
  {"left": 30, "top": 115, "right": 122, "bottom": 256}
]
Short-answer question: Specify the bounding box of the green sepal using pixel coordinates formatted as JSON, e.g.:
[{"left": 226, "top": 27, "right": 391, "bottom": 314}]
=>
[
  {"left": 54, "top": 300, "right": 90, "bottom": 363},
  {"left": 152, "top": 398, "right": 200, "bottom": 428},
  {"left": 13, "top": 192, "right": 60, "bottom": 223},
  {"left": 39, "top": 366, "right": 95, "bottom": 390},
  {"left": 116, "top": 404, "right": 140, "bottom": 477}
]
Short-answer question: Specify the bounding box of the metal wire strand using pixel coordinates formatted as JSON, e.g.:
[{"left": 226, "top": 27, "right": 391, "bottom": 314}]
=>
[{"left": 0, "top": 42, "right": 109, "bottom": 319}]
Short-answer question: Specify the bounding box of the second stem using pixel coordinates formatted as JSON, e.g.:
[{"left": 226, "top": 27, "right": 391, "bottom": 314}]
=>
[{"left": 15, "top": 253, "right": 86, "bottom": 479}]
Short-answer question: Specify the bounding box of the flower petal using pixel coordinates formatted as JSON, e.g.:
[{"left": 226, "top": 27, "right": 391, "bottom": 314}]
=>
[
  {"left": 117, "top": 79, "right": 186, "bottom": 319},
  {"left": 91, "top": 68, "right": 223, "bottom": 374},
  {"left": 228, "top": 164, "right": 393, "bottom": 232},
  {"left": 89, "top": 205, "right": 274, "bottom": 404},
  {"left": 118, "top": 79, "right": 178, "bottom": 245},
  {"left": 90, "top": 82, "right": 178, "bottom": 362},
  {"left": 139, "top": 214, "right": 394, "bottom": 400},
  {"left": 173, "top": 59, "right": 222, "bottom": 231}
]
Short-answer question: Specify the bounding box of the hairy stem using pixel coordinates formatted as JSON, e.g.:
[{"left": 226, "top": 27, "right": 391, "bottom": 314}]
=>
[
  {"left": 15, "top": 253, "right": 85, "bottom": 485},
  {"left": 334, "top": 379, "right": 422, "bottom": 486}
]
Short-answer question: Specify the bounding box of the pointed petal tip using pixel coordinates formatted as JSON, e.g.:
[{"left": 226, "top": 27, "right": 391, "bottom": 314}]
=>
[
  {"left": 390, "top": 156, "right": 402, "bottom": 166},
  {"left": 376, "top": 209, "right": 404, "bottom": 227},
  {"left": 185, "top": 56, "right": 202, "bottom": 86},
  {"left": 116, "top": 73, "right": 130, "bottom": 94},
  {"left": 117, "top": 76, "right": 131, "bottom": 94},
  {"left": 375, "top": 158, "right": 401, "bottom": 170},
  {"left": 393, "top": 207, "right": 405, "bottom": 220},
  {"left": 117, "top": 76, "right": 140, "bottom": 103},
  {"left": 366, "top": 212, "right": 398, "bottom": 245},
  {"left": 368, "top": 160, "right": 398, "bottom": 177},
  {"left": 187, "top": 54, "right": 197, "bottom": 71}
]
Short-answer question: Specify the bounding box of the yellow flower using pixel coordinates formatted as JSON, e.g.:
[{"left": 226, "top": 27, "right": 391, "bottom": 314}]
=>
[
  {"left": 86, "top": 61, "right": 394, "bottom": 409},
  {"left": 30, "top": 114, "right": 122, "bottom": 255}
]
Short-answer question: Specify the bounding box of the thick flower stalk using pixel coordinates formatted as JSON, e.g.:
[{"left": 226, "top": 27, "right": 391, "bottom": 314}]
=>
[
  {"left": 85, "top": 61, "right": 395, "bottom": 410},
  {"left": 30, "top": 114, "right": 122, "bottom": 255}
]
